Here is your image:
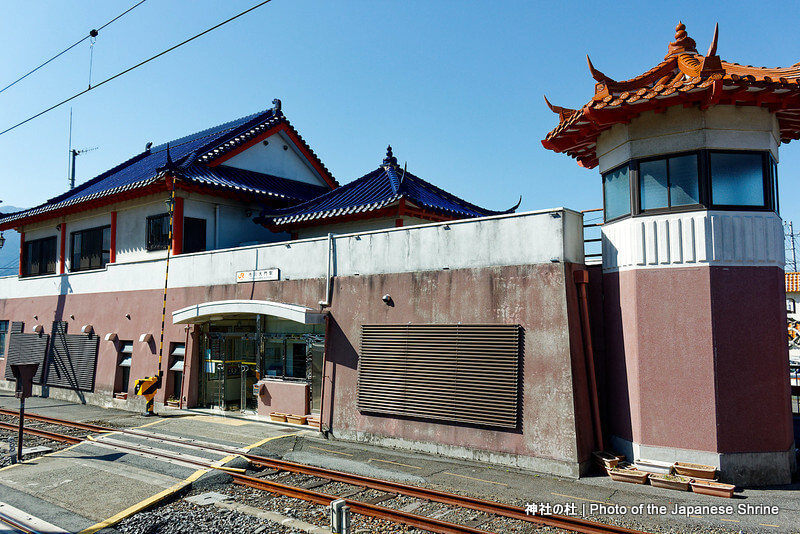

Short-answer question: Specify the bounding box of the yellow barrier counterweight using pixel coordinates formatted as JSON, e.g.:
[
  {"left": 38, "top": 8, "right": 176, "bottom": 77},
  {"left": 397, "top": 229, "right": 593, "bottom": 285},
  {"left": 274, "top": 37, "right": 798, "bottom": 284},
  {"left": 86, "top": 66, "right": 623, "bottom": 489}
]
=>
[{"left": 134, "top": 372, "right": 162, "bottom": 416}]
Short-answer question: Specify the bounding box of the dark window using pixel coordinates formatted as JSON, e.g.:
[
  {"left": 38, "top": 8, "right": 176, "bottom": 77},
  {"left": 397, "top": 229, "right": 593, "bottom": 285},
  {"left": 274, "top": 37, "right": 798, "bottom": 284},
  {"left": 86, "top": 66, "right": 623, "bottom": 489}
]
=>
[
  {"left": 639, "top": 154, "right": 699, "bottom": 211},
  {"left": 0, "top": 320, "right": 7, "bottom": 358},
  {"left": 22, "top": 236, "right": 57, "bottom": 277},
  {"left": 169, "top": 342, "right": 185, "bottom": 400},
  {"left": 260, "top": 337, "right": 308, "bottom": 380},
  {"left": 603, "top": 165, "right": 631, "bottom": 221},
  {"left": 788, "top": 299, "right": 796, "bottom": 314},
  {"left": 117, "top": 340, "right": 133, "bottom": 394},
  {"left": 709, "top": 152, "right": 766, "bottom": 207},
  {"left": 70, "top": 226, "right": 110, "bottom": 271},
  {"left": 146, "top": 213, "right": 170, "bottom": 251},
  {"left": 602, "top": 150, "right": 776, "bottom": 222},
  {"left": 289, "top": 342, "right": 306, "bottom": 379},
  {"left": 183, "top": 217, "right": 206, "bottom": 253}
]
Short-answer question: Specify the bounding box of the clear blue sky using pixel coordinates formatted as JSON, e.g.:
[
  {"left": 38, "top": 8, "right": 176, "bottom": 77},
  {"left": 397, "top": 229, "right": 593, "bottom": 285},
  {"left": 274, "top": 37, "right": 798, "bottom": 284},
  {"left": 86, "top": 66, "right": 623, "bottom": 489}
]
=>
[{"left": 1, "top": 1, "right": 800, "bottom": 233}]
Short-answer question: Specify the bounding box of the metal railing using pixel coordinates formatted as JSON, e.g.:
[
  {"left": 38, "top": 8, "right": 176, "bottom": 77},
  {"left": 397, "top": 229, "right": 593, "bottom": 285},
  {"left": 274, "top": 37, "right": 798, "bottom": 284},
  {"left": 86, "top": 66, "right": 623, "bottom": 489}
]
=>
[{"left": 582, "top": 208, "right": 603, "bottom": 264}]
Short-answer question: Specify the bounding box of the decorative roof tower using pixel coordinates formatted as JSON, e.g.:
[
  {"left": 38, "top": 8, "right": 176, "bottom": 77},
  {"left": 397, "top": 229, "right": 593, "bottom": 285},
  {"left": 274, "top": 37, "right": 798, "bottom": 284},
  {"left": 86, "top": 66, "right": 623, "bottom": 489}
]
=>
[
  {"left": 543, "top": 22, "right": 800, "bottom": 168},
  {"left": 543, "top": 23, "right": 796, "bottom": 486}
]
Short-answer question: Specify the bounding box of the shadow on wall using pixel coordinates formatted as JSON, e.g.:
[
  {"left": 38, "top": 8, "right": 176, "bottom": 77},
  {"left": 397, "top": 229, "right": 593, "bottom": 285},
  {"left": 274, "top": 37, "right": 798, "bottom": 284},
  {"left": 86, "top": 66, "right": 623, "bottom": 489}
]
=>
[
  {"left": 323, "top": 316, "right": 356, "bottom": 432},
  {"left": 515, "top": 328, "right": 525, "bottom": 434},
  {"left": 600, "top": 239, "right": 633, "bottom": 450}
]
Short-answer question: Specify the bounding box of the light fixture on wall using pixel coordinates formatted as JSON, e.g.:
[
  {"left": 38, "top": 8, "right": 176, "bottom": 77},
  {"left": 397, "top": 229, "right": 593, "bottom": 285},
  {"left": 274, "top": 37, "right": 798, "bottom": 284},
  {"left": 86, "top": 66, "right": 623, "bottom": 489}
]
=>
[
  {"left": 105, "top": 333, "right": 118, "bottom": 342},
  {"left": 209, "top": 316, "right": 224, "bottom": 322},
  {"left": 32, "top": 325, "right": 43, "bottom": 334},
  {"left": 81, "top": 324, "right": 94, "bottom": 335},
  {"left": 139, "top": 333, "right": 153, "bottom": 343},
  {"left": 382, "top": 294, "right": 394, "bottom": 307},
  {"left": 56, "top": 224, "right": 62, "bottom": 231},
  {"left": 33, "top": 315, "right": 38, "bottom": 320},
  {"left": 69, "top": 314, "right": 75, "bottom": 320},
  {"left": 0, "top": 232, "right": 5, "bottom": 249},
  {"left": 125, "top": 313, "right": 131, "bottom": 319}
]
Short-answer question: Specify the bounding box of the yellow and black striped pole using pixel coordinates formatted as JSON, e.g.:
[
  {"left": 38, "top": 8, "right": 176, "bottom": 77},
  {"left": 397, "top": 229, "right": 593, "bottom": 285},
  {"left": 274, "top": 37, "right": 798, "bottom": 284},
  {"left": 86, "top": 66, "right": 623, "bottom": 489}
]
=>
[{"left": 135, "top": 175, "right": 176, "bottom": 415}]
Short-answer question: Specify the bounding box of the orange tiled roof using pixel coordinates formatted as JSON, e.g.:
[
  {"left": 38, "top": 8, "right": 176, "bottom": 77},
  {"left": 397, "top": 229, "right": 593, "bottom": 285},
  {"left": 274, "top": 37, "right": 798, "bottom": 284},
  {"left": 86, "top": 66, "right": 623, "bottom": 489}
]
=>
[
  {"left": 542, "top": 22, "right": 800, "bottom": 168},
  {"left": 787, "top": 272, "right": 800, "bottom": 293}
]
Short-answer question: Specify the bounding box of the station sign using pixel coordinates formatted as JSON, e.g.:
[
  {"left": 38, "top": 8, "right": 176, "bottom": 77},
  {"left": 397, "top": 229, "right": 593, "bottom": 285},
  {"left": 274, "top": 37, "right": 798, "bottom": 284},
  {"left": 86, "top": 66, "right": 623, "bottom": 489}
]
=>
[{"left": 236, "top": 268, "right": 280, "bottom": 283}]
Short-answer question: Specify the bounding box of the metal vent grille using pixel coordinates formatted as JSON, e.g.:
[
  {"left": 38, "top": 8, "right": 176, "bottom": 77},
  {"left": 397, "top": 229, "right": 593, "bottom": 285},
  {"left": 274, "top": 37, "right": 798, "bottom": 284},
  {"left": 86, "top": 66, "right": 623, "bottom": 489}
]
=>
[
  {"left": 358, "top": 324, "right": 521, "bottom": 428},
  {"left": 45, "top": 322, "right": 99, "bottom": 391},
  {"left": 10, "top": 321, "right": 24, "bottom": 334},
  {"left": 4, "top": 333, "right": 49, "bottom": 383}
]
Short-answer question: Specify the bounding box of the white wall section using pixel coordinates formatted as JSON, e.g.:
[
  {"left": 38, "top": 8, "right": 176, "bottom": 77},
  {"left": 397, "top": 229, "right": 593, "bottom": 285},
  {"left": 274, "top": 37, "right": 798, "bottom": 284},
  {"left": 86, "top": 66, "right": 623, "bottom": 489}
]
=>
[
  {"left": 602, "top": 211, "right": 784, "bottom": 272},
  {"left": 1, "top": 209, "right": 585, "bottom": 298}
]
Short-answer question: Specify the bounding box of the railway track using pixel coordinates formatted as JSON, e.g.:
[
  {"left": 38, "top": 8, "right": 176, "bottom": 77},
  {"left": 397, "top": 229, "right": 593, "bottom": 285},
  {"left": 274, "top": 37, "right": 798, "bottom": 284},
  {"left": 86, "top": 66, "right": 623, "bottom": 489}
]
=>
[{"left": 0, "top": 408, "right": 650, "bottom": 534}]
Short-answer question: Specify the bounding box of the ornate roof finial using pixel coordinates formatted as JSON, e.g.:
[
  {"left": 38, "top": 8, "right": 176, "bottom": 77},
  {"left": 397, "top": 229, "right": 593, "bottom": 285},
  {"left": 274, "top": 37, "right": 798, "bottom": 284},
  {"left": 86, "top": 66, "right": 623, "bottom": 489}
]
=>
[
  {"left": 272, "top": 98, "right": 282, "bottom": 113},
  {"left": 382, "top": 145, "right": 398, "bottom": 168},
  {"left": 706, "top": 22, "right": 719, "bottom": 57},
  {"left": 666, "top": 21, "right": 697, "bottom": 58},
  {"left": 544, "top": 95, "right": 577, "bottom": 122},
  {"left": 586, "top": 55, "right": 615, "bottom": 84},
  {"left": 165, "top": 143, "right": 174, "bottom": 168}
]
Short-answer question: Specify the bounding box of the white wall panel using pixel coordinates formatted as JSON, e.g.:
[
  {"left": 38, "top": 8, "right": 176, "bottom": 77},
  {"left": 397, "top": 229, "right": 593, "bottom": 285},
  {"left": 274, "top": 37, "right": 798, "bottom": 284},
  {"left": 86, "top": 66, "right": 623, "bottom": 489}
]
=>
[
  {"left": 602, "top": 211, "right": 783, "bottom": 272},
  {"left": 0, "top": 209, "right": 585, "bottom": 298}
]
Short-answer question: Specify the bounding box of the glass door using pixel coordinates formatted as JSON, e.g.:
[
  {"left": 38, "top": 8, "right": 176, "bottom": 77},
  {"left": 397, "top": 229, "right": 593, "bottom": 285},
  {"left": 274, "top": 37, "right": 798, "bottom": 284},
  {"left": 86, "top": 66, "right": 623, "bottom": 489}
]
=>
[{"left": 310, "top": 341, "right": 324, "bottom": 414}]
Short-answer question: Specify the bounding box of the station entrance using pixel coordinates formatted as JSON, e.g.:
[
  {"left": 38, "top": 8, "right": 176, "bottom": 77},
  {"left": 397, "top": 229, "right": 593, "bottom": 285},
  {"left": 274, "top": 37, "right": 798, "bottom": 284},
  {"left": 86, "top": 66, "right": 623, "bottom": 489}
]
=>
[
  {"left": 172, "top": 300, "right": 327, "bottom": 415},
  {"left": 198, "top": 330, "right": 324, "bottom": 413}
]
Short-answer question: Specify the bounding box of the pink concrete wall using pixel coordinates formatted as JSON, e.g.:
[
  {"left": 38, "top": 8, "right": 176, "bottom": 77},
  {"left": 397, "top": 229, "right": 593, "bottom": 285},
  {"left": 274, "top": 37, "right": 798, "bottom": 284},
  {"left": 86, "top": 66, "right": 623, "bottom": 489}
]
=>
[
  {"left": 255, "top": 380, "right": 309, "bottom": 416},
  {"left": 602, "top": 265, "right": 793, "bottom": 455},
  {"left": 323, "top": 263, "right": 592, "bottom": 466},
  {"left": 0, "top": 263, "right": 592, "bottom": 468},
  {"left": 709, "top": 266, "right": 794, "bottom": 453}
]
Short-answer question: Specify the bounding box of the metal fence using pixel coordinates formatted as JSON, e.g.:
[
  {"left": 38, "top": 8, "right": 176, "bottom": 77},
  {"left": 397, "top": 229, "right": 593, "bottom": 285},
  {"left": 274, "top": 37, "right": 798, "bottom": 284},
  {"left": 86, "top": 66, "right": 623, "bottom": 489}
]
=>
[{"left": 582, "top": 208, "right": 603, "bottom": 265}]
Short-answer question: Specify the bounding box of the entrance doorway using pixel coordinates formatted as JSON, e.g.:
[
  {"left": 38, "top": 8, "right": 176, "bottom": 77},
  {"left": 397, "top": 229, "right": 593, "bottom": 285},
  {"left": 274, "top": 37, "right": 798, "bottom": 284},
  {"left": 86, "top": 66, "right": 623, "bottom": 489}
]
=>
[
  {"left": 199, "top": 332, "right": 258, "bottom": 412},
  {"left": 198, "top": 326, "right": 324, "bottom": 414}
]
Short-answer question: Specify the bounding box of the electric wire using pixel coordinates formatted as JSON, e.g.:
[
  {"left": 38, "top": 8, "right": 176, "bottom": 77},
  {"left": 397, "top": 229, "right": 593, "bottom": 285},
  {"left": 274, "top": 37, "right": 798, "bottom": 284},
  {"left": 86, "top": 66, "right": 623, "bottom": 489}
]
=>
[
  {"left": 0, "top": 0, "right": 273, "bottom": 138},
  {"left": 0, "top": 0, "right": 147, "bottom": 95}
]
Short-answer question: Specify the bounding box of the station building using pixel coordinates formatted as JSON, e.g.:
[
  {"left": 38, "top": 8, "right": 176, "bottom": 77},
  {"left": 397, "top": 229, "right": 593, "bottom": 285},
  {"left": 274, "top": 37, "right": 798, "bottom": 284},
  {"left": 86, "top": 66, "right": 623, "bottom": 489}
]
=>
[
  {"left": 0, "top": 101, "right": 592, "bottom": 479},
  {"left": 1, "top": 22, "right": 798, "bottom": 485}
]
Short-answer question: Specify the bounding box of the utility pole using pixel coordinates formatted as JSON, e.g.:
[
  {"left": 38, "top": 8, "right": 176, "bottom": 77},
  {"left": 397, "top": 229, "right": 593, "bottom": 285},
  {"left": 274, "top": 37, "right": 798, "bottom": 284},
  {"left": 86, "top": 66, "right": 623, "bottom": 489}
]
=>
[{"left": 785, "top": 221, "right": 798, "bottom": 272}]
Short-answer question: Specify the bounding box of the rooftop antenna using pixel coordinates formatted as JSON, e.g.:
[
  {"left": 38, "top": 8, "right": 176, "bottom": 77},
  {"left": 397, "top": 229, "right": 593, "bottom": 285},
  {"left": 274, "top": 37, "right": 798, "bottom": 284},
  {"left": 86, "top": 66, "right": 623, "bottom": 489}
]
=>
[
  {"left": 69, "top": 146, "right": 98, "bottom": 190},
  {"left": 67, "top": 107, "right": 98, "bottom": 189}
]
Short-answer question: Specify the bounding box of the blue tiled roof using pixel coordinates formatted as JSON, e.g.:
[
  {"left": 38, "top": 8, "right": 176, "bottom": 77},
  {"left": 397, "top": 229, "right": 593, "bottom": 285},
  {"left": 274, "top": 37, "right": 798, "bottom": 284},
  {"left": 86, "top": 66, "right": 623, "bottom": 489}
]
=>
[
  {"left": 180, "top": 165, "right": 329, "bottom": 202},
  {"left": 257, "top": 155, "right": 518, "bottom": 228},
  {"left": 0, "top": 105, "right": 336, "bottom": 227}
]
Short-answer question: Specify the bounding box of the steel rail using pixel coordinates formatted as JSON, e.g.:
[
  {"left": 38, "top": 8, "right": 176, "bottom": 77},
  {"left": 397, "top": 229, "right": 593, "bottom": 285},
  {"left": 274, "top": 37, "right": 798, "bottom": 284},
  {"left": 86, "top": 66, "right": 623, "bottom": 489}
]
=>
[
  {"left": 244, "top": 454, "right": 646, "bottom": 534},
  {"left": 0, "top": 408, "right": 110, "bottom": 433},
  {"left": 0, "top": 510, "right": 41, "bottom": 534},
  {"left": 231, "top": 472, "right": 493, "bottom": 534},
  {"left": 0, "top": 421, "right": 82, "bottom": 444},
  {"left": 0, "top": 409, "right": 648, "bottom": 534}
]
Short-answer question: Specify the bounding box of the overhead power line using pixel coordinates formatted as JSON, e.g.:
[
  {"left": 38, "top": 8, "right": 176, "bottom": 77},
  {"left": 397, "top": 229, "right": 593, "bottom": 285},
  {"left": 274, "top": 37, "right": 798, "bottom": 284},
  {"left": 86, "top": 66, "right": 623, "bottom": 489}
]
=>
[
  {"left": 0, "top": 0, "right": 273, "bottom": 138},
  {"left": 0, "top": 0, "right": 148, "bottom": 95}
]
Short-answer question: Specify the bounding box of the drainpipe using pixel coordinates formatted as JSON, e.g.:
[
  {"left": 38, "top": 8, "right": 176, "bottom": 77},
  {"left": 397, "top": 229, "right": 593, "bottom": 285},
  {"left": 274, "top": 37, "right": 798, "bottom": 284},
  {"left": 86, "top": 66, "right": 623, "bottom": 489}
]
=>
[
  {"left": 574, "top": 269, "right": 604, "bottom": 451},
  {"left": 319, "top": 233, "right": 334, "bottom": 308},
  {"left": 319, "top": 314, "right": 331, "bottom": 436}
]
